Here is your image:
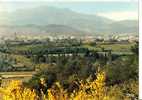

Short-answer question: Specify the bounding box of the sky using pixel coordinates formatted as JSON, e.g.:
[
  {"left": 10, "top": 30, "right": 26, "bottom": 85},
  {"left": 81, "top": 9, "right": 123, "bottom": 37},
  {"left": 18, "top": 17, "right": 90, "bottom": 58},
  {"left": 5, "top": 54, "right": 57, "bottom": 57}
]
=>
[
  {"left": 0, "top": 0, "right": 138, "bottom": 2},
  {"left": 0, "top": 0, "right": 138, "bottom": 21}
]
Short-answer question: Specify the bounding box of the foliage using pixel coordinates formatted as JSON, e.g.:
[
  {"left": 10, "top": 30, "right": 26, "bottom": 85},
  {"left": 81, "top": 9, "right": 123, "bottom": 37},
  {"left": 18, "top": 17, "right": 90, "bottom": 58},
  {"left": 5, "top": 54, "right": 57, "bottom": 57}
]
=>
[
  {"left": 0, "top": 41, "right": 139, "bottom": 100},
  {"left": 98, "top": 43, "right": 134, "bottom": 52},
  {"left": 106, "top": 79, "right": 138, "bottom": 100},
  {"left": 131, "top": 42, "right": 139, "bottom": 55},
  {"left": 0, "top": 70, "right": 138, "bottom": 100},
  {"left": 29, "top": 56, "right": 97, "bottom": 92},
  {"left": 0, "top": 80, "right": 38, "bottom": 100},
  {"left": 0, "top": 53, "right": 34, "bottom": 72},
  {"left": 0, "top": 71, "right": 107, "bottom": 100},
  {"left": 105, "top": 55, "right": 138, "bottom": 85},
  {"left": 70, "top": 71, "right": 107, "bottom": 100}
]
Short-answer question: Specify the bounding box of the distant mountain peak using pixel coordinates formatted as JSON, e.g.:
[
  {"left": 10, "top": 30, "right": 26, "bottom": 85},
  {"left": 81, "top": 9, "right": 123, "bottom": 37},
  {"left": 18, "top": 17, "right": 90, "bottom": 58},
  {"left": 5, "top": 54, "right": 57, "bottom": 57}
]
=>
[{"left": 0, "top": 6, "right": 138, "bottom": 36}]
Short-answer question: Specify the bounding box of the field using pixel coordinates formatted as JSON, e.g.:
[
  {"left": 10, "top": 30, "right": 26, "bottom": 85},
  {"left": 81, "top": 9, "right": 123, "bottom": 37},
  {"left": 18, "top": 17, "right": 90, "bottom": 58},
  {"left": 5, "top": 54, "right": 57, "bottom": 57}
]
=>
[{"left": 98, "top": 43, "right": 134, "bottom": 52}]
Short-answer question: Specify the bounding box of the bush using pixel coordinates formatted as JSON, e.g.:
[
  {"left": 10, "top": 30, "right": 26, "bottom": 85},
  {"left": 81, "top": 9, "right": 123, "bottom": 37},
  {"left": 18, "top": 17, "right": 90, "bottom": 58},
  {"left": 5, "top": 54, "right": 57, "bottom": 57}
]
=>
[{"left": 105, "top": 55, "right": 138, "bottom": 85}]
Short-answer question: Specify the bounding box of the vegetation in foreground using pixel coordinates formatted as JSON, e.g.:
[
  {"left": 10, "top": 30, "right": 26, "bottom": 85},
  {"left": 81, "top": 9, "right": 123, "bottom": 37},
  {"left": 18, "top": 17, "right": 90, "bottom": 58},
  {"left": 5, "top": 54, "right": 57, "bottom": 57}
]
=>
[
  {"left": 0, "top": 70, "right": 138, "bottom": 100},
  {"left": 0, "top": 40, "right": 139, "bottom": 100}
]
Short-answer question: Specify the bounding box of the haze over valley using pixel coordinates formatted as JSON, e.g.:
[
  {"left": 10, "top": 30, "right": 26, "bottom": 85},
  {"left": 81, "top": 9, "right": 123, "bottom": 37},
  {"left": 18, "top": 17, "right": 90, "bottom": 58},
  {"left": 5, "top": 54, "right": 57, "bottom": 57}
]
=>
[{"left": 0, "top": 2, "right": 138, "bottom": 37}]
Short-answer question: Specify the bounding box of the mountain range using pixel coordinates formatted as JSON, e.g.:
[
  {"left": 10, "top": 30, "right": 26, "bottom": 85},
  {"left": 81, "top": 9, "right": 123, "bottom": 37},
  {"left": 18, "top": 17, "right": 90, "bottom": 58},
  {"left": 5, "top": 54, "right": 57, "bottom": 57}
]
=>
[{"left": 0, "top": 6, "right": 138, "bottom": 36}]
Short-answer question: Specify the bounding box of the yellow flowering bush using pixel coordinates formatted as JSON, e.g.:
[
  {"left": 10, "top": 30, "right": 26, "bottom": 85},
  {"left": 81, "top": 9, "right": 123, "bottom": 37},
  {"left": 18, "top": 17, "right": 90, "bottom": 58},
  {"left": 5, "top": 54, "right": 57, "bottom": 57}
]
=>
[
  {"left": 0, "top": 80, "right": 38, "bottom": 100},
  {"left": 43, "top": 82, "right": 68, "bottom": 100},
  {"left": 0, "top": 71, "right": 138, "bottom": 100},
  {"left": 71, "top": 71, "right": 107, "bottom": 100}
]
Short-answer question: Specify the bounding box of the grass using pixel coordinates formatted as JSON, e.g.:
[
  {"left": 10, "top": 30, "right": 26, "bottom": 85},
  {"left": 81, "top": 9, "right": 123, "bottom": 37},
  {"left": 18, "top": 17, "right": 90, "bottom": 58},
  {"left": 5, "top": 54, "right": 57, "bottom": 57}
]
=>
[
  {"left": 11, "top": 44, "right": 48, "bottom": 51},
  {"left": 9, "top": 54, "right": 34, "bottom": 67},
  {"left": 0, "top": 71, "right": 36, "bottom": 75},
  {"left": 83, "top": 42, "right": 135, "bottom": 52},
  {"left": 83, "top": 45, "right": 101, "bottom": 51},
  {"left": 98, "top": 43, "right": 134, "bottom": 52}
]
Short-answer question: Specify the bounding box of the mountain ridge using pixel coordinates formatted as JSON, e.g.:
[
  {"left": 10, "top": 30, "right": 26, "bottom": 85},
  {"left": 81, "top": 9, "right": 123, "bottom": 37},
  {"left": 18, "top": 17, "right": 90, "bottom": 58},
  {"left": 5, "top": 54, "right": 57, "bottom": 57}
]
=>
[{"left": 0, "top": 6, "right": 138, "bottom": 35}]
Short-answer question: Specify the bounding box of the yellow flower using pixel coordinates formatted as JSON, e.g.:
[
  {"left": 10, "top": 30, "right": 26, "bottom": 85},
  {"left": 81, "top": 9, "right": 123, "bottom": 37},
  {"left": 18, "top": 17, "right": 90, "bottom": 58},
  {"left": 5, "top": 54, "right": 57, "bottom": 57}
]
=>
[{"left": 0, "top": 80, "right": 38, "bottom": 100}]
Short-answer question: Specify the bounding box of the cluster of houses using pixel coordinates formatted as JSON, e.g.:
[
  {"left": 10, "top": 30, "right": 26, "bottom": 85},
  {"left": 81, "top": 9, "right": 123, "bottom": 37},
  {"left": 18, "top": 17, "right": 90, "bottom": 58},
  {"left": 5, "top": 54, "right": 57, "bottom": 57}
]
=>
[
  {"left": 81, "top": 34, "right": 138, "bottom": 43},
  {"left": 0, "top": 33, "right": 138, "bottom": 45}
]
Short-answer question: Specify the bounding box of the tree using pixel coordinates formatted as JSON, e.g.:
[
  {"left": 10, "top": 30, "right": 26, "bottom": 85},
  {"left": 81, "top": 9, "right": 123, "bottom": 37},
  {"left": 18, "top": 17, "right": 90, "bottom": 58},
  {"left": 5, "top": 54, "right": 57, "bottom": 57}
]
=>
[{"left": 131, "top": 42, "right": 139, "bottom": 55}]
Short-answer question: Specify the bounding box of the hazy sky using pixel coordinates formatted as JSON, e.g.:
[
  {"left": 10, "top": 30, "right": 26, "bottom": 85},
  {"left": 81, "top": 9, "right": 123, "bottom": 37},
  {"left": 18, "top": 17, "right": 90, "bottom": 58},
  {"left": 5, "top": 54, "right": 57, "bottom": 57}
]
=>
[
  {"left": 0, "top": 0, "right": 138, "bottom": 21},
  {"left": 0, "top": 0, "right": 138, "bottom": 2}
]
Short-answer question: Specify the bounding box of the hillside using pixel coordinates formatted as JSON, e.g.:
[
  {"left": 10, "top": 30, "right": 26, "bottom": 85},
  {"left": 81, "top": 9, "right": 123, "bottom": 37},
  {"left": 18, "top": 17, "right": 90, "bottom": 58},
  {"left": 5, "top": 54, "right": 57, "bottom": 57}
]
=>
[{"left": 0, "top": 6, "right": 138, "bottom": 35}]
